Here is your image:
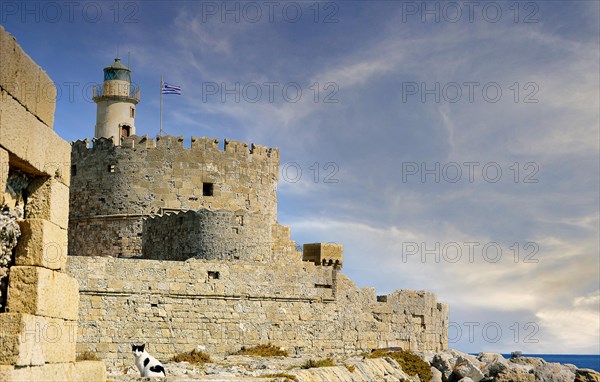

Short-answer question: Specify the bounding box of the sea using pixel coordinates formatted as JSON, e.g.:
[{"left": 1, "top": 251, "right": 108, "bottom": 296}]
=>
[{"left": 499, "top": 354, "right": 600, "bottom": 372}]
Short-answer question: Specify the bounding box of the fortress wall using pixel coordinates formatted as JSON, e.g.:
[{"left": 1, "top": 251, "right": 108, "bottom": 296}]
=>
[
  {"left": 0, "top": 25, "right": 106, "bottom": 381},
  {"left": 142, "top": 209, "right": 272, "bottom": 262},
  {"left": 67, "top": 256, "right": 448, "bottom": 366},
  {"left": 69, "top": 135, "right": 279, "bottom": 258}
]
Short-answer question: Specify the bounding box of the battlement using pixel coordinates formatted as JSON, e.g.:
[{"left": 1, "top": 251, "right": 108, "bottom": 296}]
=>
[{"left": 71, "top": 134, "right": 279, "bottom": 160}]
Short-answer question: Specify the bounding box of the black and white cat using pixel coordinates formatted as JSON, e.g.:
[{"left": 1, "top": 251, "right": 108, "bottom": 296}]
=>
[{"left": 131, "top": 344, "right": 166, "bottom": 378}]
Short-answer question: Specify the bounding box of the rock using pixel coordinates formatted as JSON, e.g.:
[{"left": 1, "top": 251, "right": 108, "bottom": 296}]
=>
[
  {"left": 452, "top": 355, "right": 484, "bottom": 382},
  {"left": 458, "top": 378, "right": 474, "bottom": 382},
  {"left": 430, "top": 367, "right": 443, "bottom": 382},
  {"left": 493, "top": 368, "right": 535, "bottom": 382},
  {"left": 432, "top": 351, "right": 459, "bottom": 379},
  {"left": 576, "top": 369, "right": 600, "bottom": 382},
  {"left": 534, "top": 361, "right": 576, "bottom": 382},
  {"left": 477, "top": 353, "right": 510, "bottom": 378}
]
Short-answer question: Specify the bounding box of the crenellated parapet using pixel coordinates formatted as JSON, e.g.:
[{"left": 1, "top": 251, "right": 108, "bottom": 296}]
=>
[{"left": 72, "top": 135, "right": 279, "bottom": 160}]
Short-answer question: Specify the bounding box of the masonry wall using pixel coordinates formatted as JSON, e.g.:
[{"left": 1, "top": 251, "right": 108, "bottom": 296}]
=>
[
  {"left": 69, "top": 135, "right": 279, "bottom": 257},
  {"left": 142, "top": 209, "right": 272, "bottom": 261},
  {"left": 0, "top": 25, "right": 105, "bottom": 381},
  {"left": 67, "top": 256, "right": 448, "bottom": 366}
]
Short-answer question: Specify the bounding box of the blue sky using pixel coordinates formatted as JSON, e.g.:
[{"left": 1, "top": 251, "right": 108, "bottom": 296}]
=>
[{"left": 2, "top": 0, "right": 598, "bottom": 354}]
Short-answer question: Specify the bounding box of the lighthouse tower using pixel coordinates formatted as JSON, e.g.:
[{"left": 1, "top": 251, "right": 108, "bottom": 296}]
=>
[{"left": 93, "top": 58, "right": 140, "bottom": 145}]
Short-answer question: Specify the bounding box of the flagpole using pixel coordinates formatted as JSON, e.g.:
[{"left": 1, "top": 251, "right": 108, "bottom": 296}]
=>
[{"left": 159, "top": 74, "right": 163, "bottom": 136}]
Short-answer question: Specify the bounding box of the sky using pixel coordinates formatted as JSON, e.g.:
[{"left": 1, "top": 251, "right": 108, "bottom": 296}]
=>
[{"left": 2, "top": 0, "right": 598, "bottom": 354}]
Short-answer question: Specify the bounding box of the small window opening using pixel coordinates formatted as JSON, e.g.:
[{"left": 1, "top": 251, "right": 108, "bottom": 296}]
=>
[
  {"left": 71, "top": 165, "right": 77, "bottom": 176},
  {"left": 130, "top": 107, "right": 135, "bottom": 118},
  {"left": 203, "top": 182, "right": 214, "bottom": 196},
  {"left": 208, "top": 271, "right": 220, "bottom": 280},
  {"left": 108, "top": 164, "right": 116, "bottom": 173},
  {"left": 121, "top": 125, "right": 131, "bottom": 138}
]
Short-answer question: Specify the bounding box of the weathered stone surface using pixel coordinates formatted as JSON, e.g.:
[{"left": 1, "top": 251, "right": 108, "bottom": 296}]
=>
[
  {"left": 576, "top": 369, "right": 600, "bottom": 382},
  {"left": 0, "top": 313, "right": 44, "bottom": 366},
  {"left": 494, "top": 367, "right": 536, "bottom": 382},
  {"left": 431, "top": 366, "right": 443, "bottom": 382},
  {"left": 142, "top": 209, "right": 271, "bottom": 262},
  {"left": 74, "top": 360, "right": 107, "bottom": 382},
  {"left": 25, "top": 177, "right": 70, "bottom": 229},
  {"left": 452, "top": 355, "right": 484, "bottom": 382},
  {"left": 15, "top": 219, "right": 68, "bottom": 270},
  {"left": 293, "top": 358, "right": 420, "bottom": 382},
  {"left": 0, "top": 362, "right": 75, "bottom": 382},
  {"left": 432, "top": 350, "right": 458, "bottom": 379},
  {"left": 0, "top": 88, "right": 70, "bottom": 185},
  {"left": 533, "top": 360, "right": 577, "bottom": 382},
  {"left": 0, "top": 313, "right": 76, "bottom": 366},
  {"left": 6, "top": 266, "right": 79, "bottom": 320},
  {"left": 303, "top": 243, "right": 343, "bottom": 268},
  {"left": 0, "top": 147, "right": 7, "bottom": 205},
  {"left": 67, "top": 256, "right": 448, "bottom": 365},
  {"left": 0, "top": 25, "right": 56, "bottom": 128},
  {"left": 69, "top": 135, "right": 279, "bottom": 258}
]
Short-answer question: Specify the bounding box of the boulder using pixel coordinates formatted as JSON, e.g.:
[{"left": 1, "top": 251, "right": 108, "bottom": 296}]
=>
[
  {"left": 494, "top": 368, "right": 536, "bottom": 382},
  {"left": 575, "top": 369, "right": 600, "bottom": 382},
  {"left": 451, "top": 355, "right": 484, "bottom": 382},
  {"left": 432, "top": 351, "right": 459, "bottom": 379},
  {"left": 430, "top": 367, "right": 443, "bottom": 382},
  {"left": 534, "top": 361, "right": 576, "bottom": 382}
]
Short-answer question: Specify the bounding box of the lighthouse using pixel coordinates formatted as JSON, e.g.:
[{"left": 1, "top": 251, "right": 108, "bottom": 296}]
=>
[{"left": 93, "top": 58, "right": 140, "bottom": 145}]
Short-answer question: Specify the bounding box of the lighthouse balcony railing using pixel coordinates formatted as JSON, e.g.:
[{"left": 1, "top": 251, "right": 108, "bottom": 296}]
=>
[{"left": 92, "top": 84, "right": 140, "bottom": 102}]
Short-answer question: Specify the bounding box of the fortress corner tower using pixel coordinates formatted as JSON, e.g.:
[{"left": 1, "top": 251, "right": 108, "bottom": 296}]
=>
[{"left": 92, "top": 58, "right": 140, "bottom": 144}]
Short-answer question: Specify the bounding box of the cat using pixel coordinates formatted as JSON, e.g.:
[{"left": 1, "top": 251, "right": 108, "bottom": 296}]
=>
[{"left": 131, "top": 344, "right": 166, "bottom": 378}]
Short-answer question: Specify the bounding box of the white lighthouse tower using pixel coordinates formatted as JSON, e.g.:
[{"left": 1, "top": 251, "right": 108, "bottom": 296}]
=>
[{"left": 93, "top": 58, "right": 140, "bottom": 145}]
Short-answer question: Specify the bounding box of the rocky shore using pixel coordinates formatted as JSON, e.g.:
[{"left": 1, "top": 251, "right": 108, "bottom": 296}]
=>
[{"left": 106, "top": 348, "right": 600, "bottom": 382}]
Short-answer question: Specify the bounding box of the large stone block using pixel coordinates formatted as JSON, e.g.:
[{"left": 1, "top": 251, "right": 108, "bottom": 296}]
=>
[
  {"left": 15, "top": 219, "right": 68, "bottom": 270},
  {"left": 6, "top": 266, "right": 79, "bottom": 320},
  {"left": 303, "top": 242, "right": 343, "bottom": 268},
  {"left": 74, "top": 361, "right": 107, "bottom": 382},
  {"left": 0, "top": 89, "right": 70, "bottom": 185},
  {"left": 0, "top": 25, "right": 56, "bottom": 128},
  {"left": 25, "top": 178, "right": 69, "bottom": 229},
  {"left": 0, "top": 362, "right": 76, "bottom": 382},
  {"left": 0, "top": 313, "right": 76, "bottom": 366},
  {"left": 0, "top": 147, "right": 7, "bottom": 205}
]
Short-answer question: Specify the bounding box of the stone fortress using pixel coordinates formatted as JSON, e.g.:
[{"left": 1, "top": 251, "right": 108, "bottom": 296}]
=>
[
  {"left": 0, "top": 23, "right": 448, "bottom": 376},
  {"left": 65, "top": 54, "right": 449, "bottom": 366}
]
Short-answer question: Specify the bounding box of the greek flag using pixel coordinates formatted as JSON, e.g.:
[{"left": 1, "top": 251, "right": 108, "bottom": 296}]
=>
[{"left": 162, "top": 82, "right": 181, "bottom": 95}]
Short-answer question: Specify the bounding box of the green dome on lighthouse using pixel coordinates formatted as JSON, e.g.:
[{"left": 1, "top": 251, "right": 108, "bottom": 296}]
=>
[{"left": 103, "top": 58, "right": 131, "bottom": 82}]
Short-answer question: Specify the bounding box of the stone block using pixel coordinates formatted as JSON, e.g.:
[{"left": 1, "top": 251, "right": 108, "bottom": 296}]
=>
[
  {"left": 0, "top": 89, "right": 70, "bottom": 185},
  {"left": 74, "top": 361, "right": 107, "bottom": 382},
  {"left": 0, "top": 147, "right": 7, "bottom": 205},
  {"left": 6, "top": 266, "right": 79, "bottom": 320},
  {"left": 0, "top": 313, "right": 76, "bottom": 366},
  {"left": 0, "top": 26, "right": 56, "bottom": 128},
  {"left": 0, "top": 362, "right": 75, "bottom": 382},
  {"left": 15, "top": 219, "right": 68, "bottom": 269},
  {"left": 303, "top": 243, "right": 343, "bottom": 268},
  {"left": 25, "top": 178, "right": 69, "bottom": 229}
]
